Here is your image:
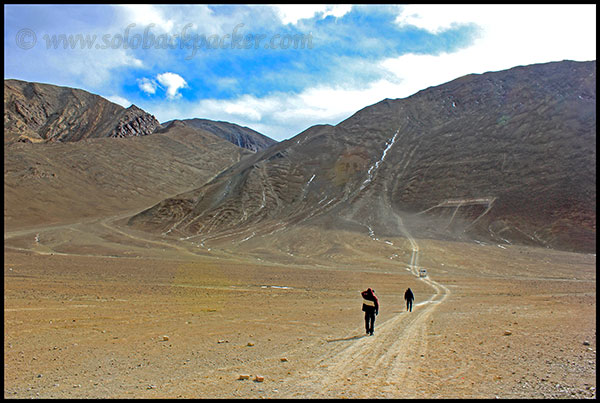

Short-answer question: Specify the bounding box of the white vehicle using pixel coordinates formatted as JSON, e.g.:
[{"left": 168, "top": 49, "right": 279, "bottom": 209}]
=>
[{"left": 419, "top": 268, "right": 427, "bottom": 277}]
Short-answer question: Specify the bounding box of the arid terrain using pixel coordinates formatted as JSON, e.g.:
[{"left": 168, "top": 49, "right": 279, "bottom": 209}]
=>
[
  {"left": 4, "top": 60, "right": 595, "bottom": 399},
  {"left": 4, "top": 210, "right": 596, "bottom": 398}
]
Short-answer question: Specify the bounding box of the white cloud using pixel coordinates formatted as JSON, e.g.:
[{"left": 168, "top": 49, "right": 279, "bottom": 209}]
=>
[
  {"left": 273, "top": 4, "right": 352, "bottom": 25},
  {"left": 43, "top": 48, "right": 143, "bottom": 89},
  {"left": 390, "top": 4, "right": 596, "bottom": 86},
  {"left": 156, "top": 72, "right": 188, "bottom": 100},
  {"left": 137, "top": 77, "right": 158, "bottom": 95},
  {"left": 116, "top": 4, "right": 233, "bottom": 37},
  {"left": 395, "top": 4, "right": 483, "bottom": 34},
  {"left": 137, "top": 72, "right": 188, "bottom": 100},
  {"left": 118, "top": 4, "right": 175, "bottom": 33},
  {"left": 322, "top": 4, "right": 353, "bottom": 19}
]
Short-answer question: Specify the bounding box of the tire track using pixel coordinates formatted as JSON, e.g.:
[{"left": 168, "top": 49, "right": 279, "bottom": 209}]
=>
[{"left": 280, "top": 216, "right": 451, "bottom": 398}]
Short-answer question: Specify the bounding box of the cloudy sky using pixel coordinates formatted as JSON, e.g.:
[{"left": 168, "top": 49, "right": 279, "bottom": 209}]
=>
[{"left": 4, "top": 4, "right": 596, "bottom": 141}]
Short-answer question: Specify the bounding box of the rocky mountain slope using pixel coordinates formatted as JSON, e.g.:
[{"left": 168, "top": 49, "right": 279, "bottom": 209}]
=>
[
  {"left": 4, "top": 79, "right": 160, "bottom": 144},
  {"left": 163, "top": 118, "right": 277, "bottom": 152},
  {"left": 128, "top": 60, "right": 596, "bottom": 253},
  {"left": 5, "top": 112, "right": 252, "bottom": 231}
]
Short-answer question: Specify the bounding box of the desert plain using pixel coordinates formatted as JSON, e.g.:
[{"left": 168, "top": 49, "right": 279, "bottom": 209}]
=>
[{"left": 4, "top": 210, "right": 596, "bottom": 399}]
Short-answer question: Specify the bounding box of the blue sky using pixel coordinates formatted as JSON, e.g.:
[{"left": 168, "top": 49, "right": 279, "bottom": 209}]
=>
[{"left": 4, "top": 4, "right": 596, "bottom": 141}]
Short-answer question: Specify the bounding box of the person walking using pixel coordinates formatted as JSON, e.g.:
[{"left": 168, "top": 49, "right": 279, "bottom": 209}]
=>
[
  {"left": 404, "top": 287, "right": 414, "bottom": 312},
  {"left": 361, "top": 288, "right": 379, "bottom": 336}
]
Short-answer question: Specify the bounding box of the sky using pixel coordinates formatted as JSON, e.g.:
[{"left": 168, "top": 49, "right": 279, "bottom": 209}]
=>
[{"left": 4, "top": 4, "right": 597, "bottom": 141}]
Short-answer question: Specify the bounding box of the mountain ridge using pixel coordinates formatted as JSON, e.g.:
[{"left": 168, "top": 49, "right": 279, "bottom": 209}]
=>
[
  {"left": 4, "top": 79, "right": 277, "bottom": 153},
  {"left": 127, "top": 60, "right": 596, "bottom": 253},
  {"left": 162, "top": 118, "right": 278, "bottom": 152},
  {"left": 4, "top": 79, "right": 161, "bottom": 144}
]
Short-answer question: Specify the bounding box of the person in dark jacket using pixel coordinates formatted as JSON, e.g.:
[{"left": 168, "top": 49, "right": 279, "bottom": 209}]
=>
[
  {"left": 361, "top": 288, "right": 379, "bottom": 335},
  {"left": 404, "top": 287, "right": 414, "bottom": 312}
]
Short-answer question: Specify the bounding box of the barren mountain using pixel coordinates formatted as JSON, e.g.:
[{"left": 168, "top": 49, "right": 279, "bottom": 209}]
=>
[
  {"left": 4, "top": 79, "right": 160, "bottom": 144},
  {"left": 4, "top": 63, "right": 596, "bottom": 400},
  {"left": 128, "top": 60, "right": 596, "bottom": 253},
  {"left": 4, "top": 117, "right": 252, "bottom": 231},
  {"left": 163, "top": 118, "right": 277, "bottom": 152}
]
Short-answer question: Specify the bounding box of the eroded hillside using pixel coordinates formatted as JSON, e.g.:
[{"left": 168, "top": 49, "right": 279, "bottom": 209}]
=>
[
  {"left": 128, "top": 60, "right": 596, "bottom": 253},
  {"left": 4, "top": 80, "right": 160, "bottom": 144},
  {"left": 163, "top": 118, "right": 278, "bottom": 152},
  {"left": 5, "top": 121, "right": 251, "bottom": 230}
]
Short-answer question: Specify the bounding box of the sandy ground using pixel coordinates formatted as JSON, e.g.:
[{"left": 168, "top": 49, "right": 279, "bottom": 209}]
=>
[{"left": 3, "top": 217, "right": 596, "bottom": 399}]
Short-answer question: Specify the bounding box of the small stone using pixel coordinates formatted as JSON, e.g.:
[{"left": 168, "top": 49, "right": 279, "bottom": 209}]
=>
[
  {"left": 37, "top": 374, "right": 43, "bottom": 378},
  {"left": 247, "top": 342, "right": 254, "bottom": 346},
  {"left": 217, "top": 340, "right": 228, "bottom": 344},
  {"left": 280, "top": 357, "right": 288, "bottom": 362},
  {"left": 504, "top": 330, "right": 512, "bottom": 336},
  {"left": 238, "top": 374, "right": 250, "bottom": 380},
  {"left": 162, "top": 335, "right": 169, "bottom": 341},
  {"left": 583, "top": 340, "right": 590, "bottom": 346},
  {"left": 254, "top": 375, "right": 265, "bottom": 382},
  {"left": 147, "top": 384, "right": 156, "bottom": 389}
]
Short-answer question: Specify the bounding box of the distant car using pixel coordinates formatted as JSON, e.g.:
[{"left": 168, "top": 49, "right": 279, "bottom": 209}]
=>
[{"left": 419, "top": 268, "right": 427, "bottom": 277}]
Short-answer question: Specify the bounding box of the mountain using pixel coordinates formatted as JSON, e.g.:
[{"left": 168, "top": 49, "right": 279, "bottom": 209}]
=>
[
  {"left": 128, "top": 60, "right": 596, "bottom": 253},
  {"left": 4, "top": 86, "right": 254, "bottom": 230},
  {"left": 4, "top": 79, "right": 160, "bottom": 144},
  {"left": 5, "top": 122, "right": 252, "bottom": 231},
  {"left": 162, "top": 118, "right": 277, "bottom": 152}
]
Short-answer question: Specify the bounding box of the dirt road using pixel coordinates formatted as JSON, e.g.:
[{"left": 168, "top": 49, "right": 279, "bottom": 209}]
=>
[
  {"left": 4, "top": 214, "right": 596, "bottom": 399},
  {"left": 277, "top": 221, "right": 453, "bottom": 398}
]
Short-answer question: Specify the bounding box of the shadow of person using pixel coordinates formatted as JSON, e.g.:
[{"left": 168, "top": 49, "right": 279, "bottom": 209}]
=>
[{"left": 326, "top": 334, "right": 367, "bottom": 343}]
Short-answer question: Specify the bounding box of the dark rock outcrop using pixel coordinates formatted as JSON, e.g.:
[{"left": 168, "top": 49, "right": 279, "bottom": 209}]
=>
[
  {"left": 4, "top": 79, "right": 160, "bottom": 144},
  {"left": 163, "top": 118, "right": 277, "bottom": 152},
  {"left": 109, "top": 105, "right": 161, "bottom": 138}
]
